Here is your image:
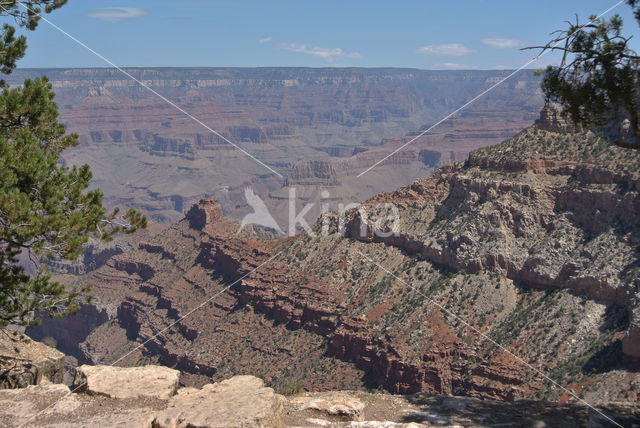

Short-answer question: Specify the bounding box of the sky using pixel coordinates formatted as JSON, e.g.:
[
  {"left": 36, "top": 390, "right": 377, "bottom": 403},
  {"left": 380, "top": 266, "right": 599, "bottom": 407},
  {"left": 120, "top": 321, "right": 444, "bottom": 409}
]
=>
[{"left": 12, "top": 0, "right": 640, "bottom": 70}]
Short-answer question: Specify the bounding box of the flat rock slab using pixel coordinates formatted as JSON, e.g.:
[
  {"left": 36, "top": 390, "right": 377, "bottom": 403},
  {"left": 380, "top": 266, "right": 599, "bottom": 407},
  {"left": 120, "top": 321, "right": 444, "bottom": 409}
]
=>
[
  {"left": 153, "top": 375, "right": 285, "bottom": 428},
  {"left": 42, "top": 409, "right": 156, "bottom": 428},
  {"left": 291, "top": 392, "right": 366, "bottom": 421},
  {"left": 0, "top": 381, "right": 165, "bottom": 427},
  {"left": 73, "top": 365, "right": 179, "bottom": 400},
  {"left": 0, "top": 383, "right": 71, "bottom": 427}
]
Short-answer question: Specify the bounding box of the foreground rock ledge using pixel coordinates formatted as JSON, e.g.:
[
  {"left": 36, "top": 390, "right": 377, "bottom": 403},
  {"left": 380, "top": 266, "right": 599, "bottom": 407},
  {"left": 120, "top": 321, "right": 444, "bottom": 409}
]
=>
[
  {"left": 153, "top": 375, "right": 285, "bottom": 428},
  {"left": 73, "top": 364, "right": 180, "bottom": 399},
  {"left": 0, "top": 365, "right": 638, "bottom": 427}
]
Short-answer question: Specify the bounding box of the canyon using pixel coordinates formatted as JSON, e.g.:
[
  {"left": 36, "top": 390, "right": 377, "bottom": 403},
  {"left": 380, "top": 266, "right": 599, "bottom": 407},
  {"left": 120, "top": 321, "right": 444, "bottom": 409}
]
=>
[
  {"left": 7, "top": 67, "right": 543, "bottom": 225},
  {"left": 28, "top": 114, "right": 640, "bottom": 411}
]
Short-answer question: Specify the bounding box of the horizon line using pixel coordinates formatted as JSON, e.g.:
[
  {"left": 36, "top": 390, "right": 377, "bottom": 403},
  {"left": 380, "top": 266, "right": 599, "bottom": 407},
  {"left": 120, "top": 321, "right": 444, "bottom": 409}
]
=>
[{"left": 11, "top": 65, "right": 546, "bottom": 71}]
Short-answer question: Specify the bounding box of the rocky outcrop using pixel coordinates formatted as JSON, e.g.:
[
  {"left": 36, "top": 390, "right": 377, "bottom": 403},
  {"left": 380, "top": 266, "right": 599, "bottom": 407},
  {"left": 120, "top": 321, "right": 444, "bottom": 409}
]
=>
[
  {"left": 0, "top": 335, "right": 65, "bottom": 389},
  {"left": 140, "top": 133, "right": 195, "bottom": 159},
  {"left": 186, "top": 198, "right": 224, "bottom": 230},
  {"left": 285, "top": 160, "right": 340, "bottom": 186},
  {"left": 44, "top": 224, "right": 168, "bottom": 275},
  {"left": 0, "top": 367, "right": 637, "bottom": 427},
  {"left": 0, "top": 370, "right": 287, "bottom": 427},
  {"left": 153, "top": 375, "right": 285, "bottom": 428},
  {"left": 534, "top": 102, "right": 578, "bottom": 133},
  {"left": 113, "top": 260, "right": 156, "bottom": 281},
  {"left": 290, "top": 391, "right": 365, "bottom": 421},
  {"left": 73, "top": 365, "right": 180, "bottom": 399},
  {"left": 45, "top": 240, "right": 128, "bottom": 275}
]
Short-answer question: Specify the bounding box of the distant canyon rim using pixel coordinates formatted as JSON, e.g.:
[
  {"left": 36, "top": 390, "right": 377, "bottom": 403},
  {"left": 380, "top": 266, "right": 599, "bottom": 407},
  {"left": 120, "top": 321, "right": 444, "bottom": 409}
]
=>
[{"left": 7, "top": 67, "right": 544, "bottom": 228}]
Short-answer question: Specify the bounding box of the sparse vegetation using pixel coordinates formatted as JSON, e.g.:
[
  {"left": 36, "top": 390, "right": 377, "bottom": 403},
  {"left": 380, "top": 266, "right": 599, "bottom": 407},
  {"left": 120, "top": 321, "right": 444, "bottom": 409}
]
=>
[{"left": 282, "top": 378, "right": 304, "bottom": 395}]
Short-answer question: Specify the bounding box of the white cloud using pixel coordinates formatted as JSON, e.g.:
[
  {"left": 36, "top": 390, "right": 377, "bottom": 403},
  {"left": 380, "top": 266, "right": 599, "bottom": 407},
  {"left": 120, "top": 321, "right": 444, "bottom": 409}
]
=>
[
  {"left": 88, "top": 7, "right": 149, "bottom": 23},
  {"left": 259, "top": 37, "right": 273, "bottom": 44},
  {"left": 279, "top": 43, "right": 362, "bottom": 62},
  {"left": 416, "top": 43, "right": 476, "bottom": 57},
  {"left": 480, "top": 37, "right": 525, "bottom": 49}
]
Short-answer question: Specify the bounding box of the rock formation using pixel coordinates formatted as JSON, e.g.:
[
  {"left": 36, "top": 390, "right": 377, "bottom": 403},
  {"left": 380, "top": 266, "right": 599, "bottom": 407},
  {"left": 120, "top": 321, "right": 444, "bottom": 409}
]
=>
[
  {"left": 73, "top": 365, "right": 179, "bottom": 399},
  {"left": 43, "top": 222, "right": 168, "bottom": 275},
  {"left": 154, "top": 375, "right": 285, "bottom": 428},
  {"left": 285, "top": 160, "right": 340, "bottom": 186},
  {"left": 185, "top": 197, "right": 225, "bottom": 230},
  {"left": 1, "top": 364, "right": 638, "bottom": 426},
  {"left": 534, "top": 102, "right": 578, "bottom": 133},
  {"left": 30, "top": 123, "right": 640, "bottom": 407},
  {"left": 0, "top": 335, "right": 65, "bottom": 389}
]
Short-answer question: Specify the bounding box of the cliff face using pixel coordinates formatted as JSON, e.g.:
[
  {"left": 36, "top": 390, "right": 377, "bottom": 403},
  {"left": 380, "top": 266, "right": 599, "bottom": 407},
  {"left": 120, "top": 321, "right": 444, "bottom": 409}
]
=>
[
  {"left": 285, "top": 160, "right": 340, "bottom": 186},
  {"left": 35, "top": 124, "right": 640, "bottom": 404},
  {"left": 347, "top": 127, "right": 640, "bottom": 364},
  {"left": 8, "top": 68, "right": 542, "bottom": 224},
  {"left": 43, "top": 223, "right": 168, "bottom": 275}
]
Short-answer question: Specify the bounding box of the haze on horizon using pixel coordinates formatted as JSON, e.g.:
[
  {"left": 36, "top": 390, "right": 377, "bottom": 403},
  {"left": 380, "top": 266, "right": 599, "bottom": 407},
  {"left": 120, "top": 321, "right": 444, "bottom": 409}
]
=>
[{"left": 16, "top": 0, "right": 640, "bottom": 70}]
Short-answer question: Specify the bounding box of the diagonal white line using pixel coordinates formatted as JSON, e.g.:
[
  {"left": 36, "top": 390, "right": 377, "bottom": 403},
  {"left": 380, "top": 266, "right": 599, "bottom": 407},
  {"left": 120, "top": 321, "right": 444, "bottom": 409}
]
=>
[
  {"left": 356, "top": 250, "right": 623, "bottom": 428},
  {"left": 357, "top": 0, "right": 625, "bottom": 178},
  {"left": 5, "top": 1, "right": 627, "bottom": 427},
  {"left": 8, "top": 2, "right": 283, "bottom": 178},
  {"left": 18, "top": 247, "right": 286, "bottom": 427}
]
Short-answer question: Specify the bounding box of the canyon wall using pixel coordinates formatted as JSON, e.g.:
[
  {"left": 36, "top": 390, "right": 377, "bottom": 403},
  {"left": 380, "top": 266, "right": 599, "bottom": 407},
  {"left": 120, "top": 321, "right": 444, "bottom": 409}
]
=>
[
  {"left": 34, "top": 121, "right": 640, "bottom": 405},
  {"left": 8, "top": 68, "right": 543, "bottom": 224}
]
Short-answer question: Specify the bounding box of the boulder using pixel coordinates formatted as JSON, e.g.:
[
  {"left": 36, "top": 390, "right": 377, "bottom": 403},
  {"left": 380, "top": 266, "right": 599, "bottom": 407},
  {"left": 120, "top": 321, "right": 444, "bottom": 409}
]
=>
[
  {"left": 153, "top": 375, "right": 285, "bottom": 428},
  {"left": 0, "top": 335, "right": 65, "bottom": 389},
  {"left": 73, "top": 365, "right": 179, "bottom": 399}
]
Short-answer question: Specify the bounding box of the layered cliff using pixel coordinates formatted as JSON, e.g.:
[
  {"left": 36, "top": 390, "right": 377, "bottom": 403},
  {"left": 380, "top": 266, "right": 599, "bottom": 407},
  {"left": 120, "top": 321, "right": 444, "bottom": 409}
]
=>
[
  {"left": 9, "top": 67, "right": 543, "bottom": 224},
  {"left": 34, "top": 121, "right": 640, "bottom": 406}
]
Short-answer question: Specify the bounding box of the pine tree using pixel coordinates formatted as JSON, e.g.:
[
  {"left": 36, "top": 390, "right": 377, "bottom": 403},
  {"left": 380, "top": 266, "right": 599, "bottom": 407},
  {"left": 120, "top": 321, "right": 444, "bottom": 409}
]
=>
[
  {"left": 525, "top": 1, "right": 640, "bottom": 147},
  {"left": 0, "top": 1, "right": 146, "bottom": 328}
]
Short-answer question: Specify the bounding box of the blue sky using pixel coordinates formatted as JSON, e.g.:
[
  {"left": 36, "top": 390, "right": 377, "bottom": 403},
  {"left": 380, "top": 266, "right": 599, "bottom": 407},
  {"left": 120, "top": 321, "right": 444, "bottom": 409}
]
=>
[{"left": 14, "top": 1, "right": 640, "bottom": 69}]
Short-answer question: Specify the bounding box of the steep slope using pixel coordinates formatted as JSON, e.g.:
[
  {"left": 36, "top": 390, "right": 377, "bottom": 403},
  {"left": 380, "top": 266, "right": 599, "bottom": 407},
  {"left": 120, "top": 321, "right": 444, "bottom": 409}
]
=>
[{"left": 31, "top": 119, "right": 640, "bottom": 405}]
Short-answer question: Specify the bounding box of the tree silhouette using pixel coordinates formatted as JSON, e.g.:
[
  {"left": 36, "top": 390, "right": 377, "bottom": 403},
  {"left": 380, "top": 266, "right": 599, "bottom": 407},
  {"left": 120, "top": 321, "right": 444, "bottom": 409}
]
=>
[
  {"left": 0, "top": 1, "right": 146, "bottom": 328},
  {"left": 524, "top": 1, "right": 640, "bottom": 147}
]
